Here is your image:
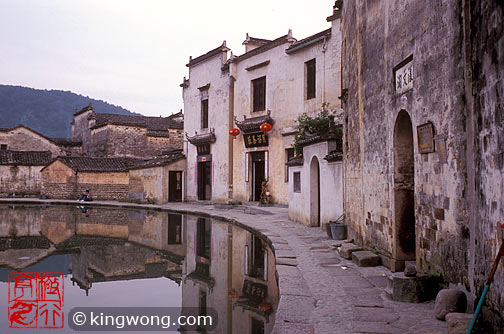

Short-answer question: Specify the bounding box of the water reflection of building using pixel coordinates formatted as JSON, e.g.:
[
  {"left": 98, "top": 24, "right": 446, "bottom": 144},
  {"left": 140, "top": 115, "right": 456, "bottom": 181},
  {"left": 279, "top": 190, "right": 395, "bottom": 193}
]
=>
[
  {"left": 0, "top": 206, "right": 186, "bottom": 293},
  {"left": 0, "top": 205, "right": 280, "bottom": 333},
  {"left": 182, "top": 216, "right": 278, "bottom": 334}
]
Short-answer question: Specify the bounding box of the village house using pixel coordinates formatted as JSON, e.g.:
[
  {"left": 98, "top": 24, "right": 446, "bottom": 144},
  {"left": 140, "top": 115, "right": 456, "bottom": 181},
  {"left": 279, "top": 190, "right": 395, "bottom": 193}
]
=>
[
  {"left": 0, "top": 124, "right": 82, "bottom": 157},
  {"left": 0, "top": 150, "right": 52, "bottom": 196},
  {"left": 182, "top": 3, "right": 342, "bottom": 208},
  {"left": 182, "top": 42, "right": 231, "bottom": 202},
  {"left": 40, "top": 149, "right": 185, "bottom": 203},
  {"left": 341, "top": 0, "right": 504, "bottom": 329},
  {"left": 72, "top": 103, "right": 183, "bottom": 158}
]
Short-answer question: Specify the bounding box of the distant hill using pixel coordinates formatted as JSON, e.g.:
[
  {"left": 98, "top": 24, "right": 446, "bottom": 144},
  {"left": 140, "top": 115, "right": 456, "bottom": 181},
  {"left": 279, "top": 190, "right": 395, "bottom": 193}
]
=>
[{"left": 0, "top": 85, "right": 140, "bottom": 138}]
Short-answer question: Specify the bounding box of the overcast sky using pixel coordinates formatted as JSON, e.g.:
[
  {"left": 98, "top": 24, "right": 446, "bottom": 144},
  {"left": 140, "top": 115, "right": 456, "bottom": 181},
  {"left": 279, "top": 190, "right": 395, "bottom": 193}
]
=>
[{"left": 0, "top": 0, "right": 334, "bottom": 117}]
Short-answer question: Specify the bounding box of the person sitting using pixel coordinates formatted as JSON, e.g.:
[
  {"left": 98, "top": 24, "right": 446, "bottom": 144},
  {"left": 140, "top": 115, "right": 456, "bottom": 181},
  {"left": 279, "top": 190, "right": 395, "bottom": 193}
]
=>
[{"left": 78, "top": 190, "right": 93, "bottom": 202}]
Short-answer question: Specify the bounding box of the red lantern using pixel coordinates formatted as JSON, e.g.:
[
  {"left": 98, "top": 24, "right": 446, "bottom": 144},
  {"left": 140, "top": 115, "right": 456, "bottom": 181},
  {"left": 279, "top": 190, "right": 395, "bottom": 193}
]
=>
[
  {"left": 260, "top": 122, "right": 272, "bottom": 132},
  {"left": 229, "top": 128, "right": 240, "bottom": 139}
]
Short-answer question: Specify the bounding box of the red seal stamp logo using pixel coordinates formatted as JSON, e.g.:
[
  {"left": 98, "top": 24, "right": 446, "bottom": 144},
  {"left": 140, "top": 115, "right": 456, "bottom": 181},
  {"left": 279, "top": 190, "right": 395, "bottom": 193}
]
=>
[{"left": 8, "top": 272, "right": 64, "bottom": 329}]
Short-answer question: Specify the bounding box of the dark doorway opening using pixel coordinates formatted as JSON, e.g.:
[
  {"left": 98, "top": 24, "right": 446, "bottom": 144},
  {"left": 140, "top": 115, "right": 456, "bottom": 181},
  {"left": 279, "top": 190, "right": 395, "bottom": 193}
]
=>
[
  {"left": 168, "top": 171, "right": 183, "bottom": 202},
  {"left": 310, "top": 157, "right": 321, "bottom": 226},
  {"left": 196, "top": 218, "right": 211, "bottom": 261},
  {"left": 251, "top": 151, "right": 265, "bottom": 201},
  {"left": 249, "top": 235, "right": 265, "bottom": 279},
  {"left": 393, "top": 110, "right": 416, "bottom": 261},
  {"left": 167, "top": 214, "right": 182, "bottom": 245},
  {"left": 197, "top": 161, "right": 211, "bottom": 200}
]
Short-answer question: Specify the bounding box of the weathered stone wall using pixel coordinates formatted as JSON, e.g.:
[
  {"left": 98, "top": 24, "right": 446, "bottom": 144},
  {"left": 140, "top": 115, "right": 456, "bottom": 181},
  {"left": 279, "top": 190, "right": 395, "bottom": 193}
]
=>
[
  {"left": 0, "top": 165, "right": 44, "bottom": 195},
  {"left": 342, "top": 0, "right": 504, "bottom": 327},
  {"left": 341, "top": 0, "right": 468, "bottom": 273},
  {"left": 466, "top": 0, "right": 504, "bottom": 328},
  {"left": 129, "top": 159, "right": 186, "bottom": 204},
  {"left": 72, "top": 110, "right": 94, "bottom": 155},
  {"left": 41, "top": 161, "right": 129, "bottom": 200},
  {"left": 0, "top": 127, "right": 67, "bottom": 157},
  {"left": 88, "top": 125, "right": 174, "bottom": 158}
]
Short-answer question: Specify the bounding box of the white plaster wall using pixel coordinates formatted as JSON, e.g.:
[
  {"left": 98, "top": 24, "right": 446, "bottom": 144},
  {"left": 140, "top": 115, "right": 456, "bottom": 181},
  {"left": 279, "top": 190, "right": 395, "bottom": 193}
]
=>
[
  {"left": 183, "top": 52, "right": 230, "bottom": 202},
  {"left": 232, "top": 21, "right": 342, "bottom": 204},
  {"left": 288, "top": 141, "right": 343, "bottom": 226}
]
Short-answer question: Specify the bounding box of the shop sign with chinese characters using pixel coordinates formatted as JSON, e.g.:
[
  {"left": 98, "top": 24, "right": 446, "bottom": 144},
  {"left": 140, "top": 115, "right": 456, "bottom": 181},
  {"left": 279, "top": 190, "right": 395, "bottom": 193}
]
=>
[{"left": 244, "top": 132, "right": 268, "bottom": 148}]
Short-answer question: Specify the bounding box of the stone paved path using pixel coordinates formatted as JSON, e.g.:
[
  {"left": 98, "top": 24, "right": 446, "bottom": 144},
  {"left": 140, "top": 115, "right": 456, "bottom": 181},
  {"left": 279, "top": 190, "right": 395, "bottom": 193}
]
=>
[{"left": 1, "top": 199, "right": 448, "bottom": 333}]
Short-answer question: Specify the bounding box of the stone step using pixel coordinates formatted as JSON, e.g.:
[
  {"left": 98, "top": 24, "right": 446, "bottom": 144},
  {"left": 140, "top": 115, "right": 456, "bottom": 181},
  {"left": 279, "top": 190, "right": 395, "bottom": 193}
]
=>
[
  {"left": 338, "top": 243, "right": 363, "bottom": 259},
  {"left": 351, "top": 250, "right": 381, "bottom": 267}
]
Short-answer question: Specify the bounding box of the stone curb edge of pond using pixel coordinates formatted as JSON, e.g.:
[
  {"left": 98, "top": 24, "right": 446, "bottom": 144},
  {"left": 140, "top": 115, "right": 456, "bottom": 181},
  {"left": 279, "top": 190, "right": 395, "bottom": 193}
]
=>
[{"left": 0, "top": 198, "right": 302, "bottom": 333}]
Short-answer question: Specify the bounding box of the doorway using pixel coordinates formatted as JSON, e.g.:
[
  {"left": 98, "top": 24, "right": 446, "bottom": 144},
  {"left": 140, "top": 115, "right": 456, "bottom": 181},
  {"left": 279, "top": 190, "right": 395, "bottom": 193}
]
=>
[
  {"left": 393, "top": 110, "right": 416, "bottom": 261},
  {"left": 250, "top": 151, "right": 265, "bottom": 201},
  {"left": 310, "top": 156, "right": 321, "bottom": 226},
  {"left": 197, "top": 161, "right": 211, "bottom": 200},
  {"left": 168, "top": 171, "right": 183, "bottom": 202}
]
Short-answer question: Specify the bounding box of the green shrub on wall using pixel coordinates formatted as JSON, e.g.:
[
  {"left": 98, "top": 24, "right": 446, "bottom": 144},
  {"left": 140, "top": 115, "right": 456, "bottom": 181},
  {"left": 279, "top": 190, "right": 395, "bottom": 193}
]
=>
[{"left": 293, "top": 103, "right": 342, "bottom": 156}]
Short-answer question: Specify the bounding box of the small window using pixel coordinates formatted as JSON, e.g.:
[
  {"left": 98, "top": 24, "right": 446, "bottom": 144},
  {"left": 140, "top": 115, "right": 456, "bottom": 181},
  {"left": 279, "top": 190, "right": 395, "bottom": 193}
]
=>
[
  {"left": 0, "top": 144, "right": 7, "bottom": 150},
  {"left": 201, "top": 99, "right": 209, "bottom": 129},
  {"left": 252, "top": 76, "right": 266, "bottom": 112},
  {"left": 293, "top": 172, "right": 301, "bottom": 193},
  {"left": 306, "top": 59, "right": 316, "bottom": 100},
  {"left": 284, "top": 148, "right": 294, "bottom": 182}
]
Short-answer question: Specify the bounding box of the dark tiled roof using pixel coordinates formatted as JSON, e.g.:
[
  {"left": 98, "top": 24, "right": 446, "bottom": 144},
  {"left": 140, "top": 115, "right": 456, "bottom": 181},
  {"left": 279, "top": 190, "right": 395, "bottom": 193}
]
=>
[
  {"left": 186, "top": 41, "right": 229, "bottom": 67},
  {"left": 285, "top": 28, "right": 331, "bottom": 54},
  {"left": 234, "top": 111, "right": 274, "bottom": 133},
  {"left": 233, "top": 34, "right": 295, "bottom": 63},
  {"left": 52, "top": 156, "right": 143, "bottom": 172},
  {"left": 0, "top": 150, "right": 52, "bottom": 166},
  {"left": 186, "top": 130, "right": 216, "bottom": 146},
  {"left": 91, "top": 113, "right": 183, "bottom": 131},
  {"left": 243, "top": 35, "right": 272, "bottom": 45},
  {"left": 286, "top": 156, "right": 304, "bottom": 167},
  {"left": 74, "top": 103, "right": 93, "bottom": 116},
  {"left": 50, "top": 138, "right": 82, "bottom": 147},
  {"left": 324, "top": 150, "right": 343, "bottom": 162},
  {"left": 130, "top": 150, "right": 185, "bottom": 169}
]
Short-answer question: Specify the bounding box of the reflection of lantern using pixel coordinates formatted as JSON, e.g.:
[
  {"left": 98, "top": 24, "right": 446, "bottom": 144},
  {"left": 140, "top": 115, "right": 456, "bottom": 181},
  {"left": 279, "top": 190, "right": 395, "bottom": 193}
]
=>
[
  {"left": 258, "top": 302, "right": 271, "bottom": 312},
  {"left": 229, "top": 128, "right": 240, "bottom": 139},
  {"left": 260, "top": 122, "right": 272, "bottom": 132},
  {"left": 228, "top": 289, "right": 239, "bottom": 299}
]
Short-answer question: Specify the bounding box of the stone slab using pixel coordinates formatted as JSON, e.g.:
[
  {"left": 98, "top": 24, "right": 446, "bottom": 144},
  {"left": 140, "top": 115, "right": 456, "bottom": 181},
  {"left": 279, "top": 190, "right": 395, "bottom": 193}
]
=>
[
  {"left": 277, "top": 257, "right": 298, "bottom": 266},
  {"left": 445, "top": 313, "right": 473, "bottom": 334},
  {"left": 352, "top": 250, "right": 381, "bottom": 267},
  {"left": 338, "top": 243, "right": 363, "bottom": 259}
]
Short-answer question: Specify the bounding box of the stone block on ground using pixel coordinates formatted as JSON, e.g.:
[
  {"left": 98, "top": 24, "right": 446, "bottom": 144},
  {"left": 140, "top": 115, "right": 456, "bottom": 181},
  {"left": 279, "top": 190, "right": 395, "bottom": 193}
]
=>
[
  {"left": 445, "top": 312, "right": 473, "bottom": 334},
  {"left": 338, "top": 243, "right": 362, "bottom": 259},
  {"left": 404, "top": 261, "right": 417, "bottom": 277},
  {"left": 386, "top": 273, "right": 422, "bottom": 303},
  {"left": 434, "top": 289, "right": 467, "bottom": 320},
  {"left": 351, "top": 250, "right": 381, "bottom": 267}
]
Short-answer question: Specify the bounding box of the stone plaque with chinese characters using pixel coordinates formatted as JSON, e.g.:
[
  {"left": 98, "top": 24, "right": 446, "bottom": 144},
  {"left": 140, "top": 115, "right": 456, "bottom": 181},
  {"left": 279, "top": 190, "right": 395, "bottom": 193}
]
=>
[
  {"left": 244, "top": 132, "right": 268, "bottom": 148},
  {"left": 417, "top": 122, "right": 435, "bottom": 154},
  {"left": 395, "top": 58, "right": 413, "bottom": 94}
]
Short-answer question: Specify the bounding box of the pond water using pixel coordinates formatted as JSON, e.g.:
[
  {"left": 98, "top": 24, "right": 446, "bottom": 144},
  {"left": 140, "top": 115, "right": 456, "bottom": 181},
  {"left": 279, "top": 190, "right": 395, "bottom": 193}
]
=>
[{"left": 0, "top": 205, "right": 278, "bottom": 333}]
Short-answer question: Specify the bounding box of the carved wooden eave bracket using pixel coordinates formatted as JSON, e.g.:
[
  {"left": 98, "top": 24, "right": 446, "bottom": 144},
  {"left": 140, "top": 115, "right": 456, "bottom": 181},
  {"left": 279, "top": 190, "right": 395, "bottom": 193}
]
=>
[
  {"left": 234, "top": 110, "right": 274, "bottom": 133},
  {"left": 185, "top": 129, "right": 216, "bottom": 145}
]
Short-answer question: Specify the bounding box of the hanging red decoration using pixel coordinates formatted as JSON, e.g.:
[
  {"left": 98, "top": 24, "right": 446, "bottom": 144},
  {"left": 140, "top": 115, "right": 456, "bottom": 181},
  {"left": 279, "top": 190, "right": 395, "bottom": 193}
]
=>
[
  {"left": 229, "top": 128, "right": 240, "bottom": 139},
  {"left": 260, "top": 122, "right": 272, "bottom": 132}
]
